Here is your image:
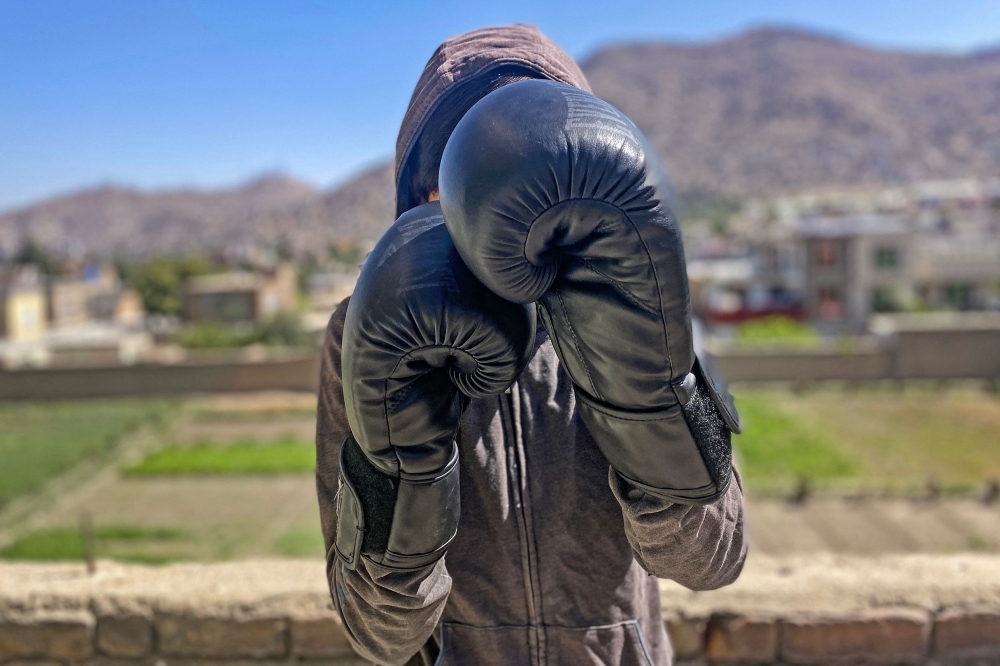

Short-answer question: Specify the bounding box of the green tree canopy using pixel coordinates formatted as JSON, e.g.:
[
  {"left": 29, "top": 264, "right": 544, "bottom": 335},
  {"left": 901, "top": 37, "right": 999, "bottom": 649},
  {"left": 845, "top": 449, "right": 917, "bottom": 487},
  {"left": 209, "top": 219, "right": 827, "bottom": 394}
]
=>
[{"left": 122, "top": 256, "right": 211, "bottom": 315}]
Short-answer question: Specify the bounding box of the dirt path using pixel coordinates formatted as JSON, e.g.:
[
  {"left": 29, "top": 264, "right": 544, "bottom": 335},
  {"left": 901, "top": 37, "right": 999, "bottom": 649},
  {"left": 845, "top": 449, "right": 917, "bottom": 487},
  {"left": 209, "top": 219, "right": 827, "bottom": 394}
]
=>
[
  {"left": 173, "top": 417, "right": 317, "bottom": 444},
  {"left": 745, "top": 496, "right": 1000, "bottom": 555},
  {"left": 14, "top": 471, "right": 1000, "bottom": 561}
]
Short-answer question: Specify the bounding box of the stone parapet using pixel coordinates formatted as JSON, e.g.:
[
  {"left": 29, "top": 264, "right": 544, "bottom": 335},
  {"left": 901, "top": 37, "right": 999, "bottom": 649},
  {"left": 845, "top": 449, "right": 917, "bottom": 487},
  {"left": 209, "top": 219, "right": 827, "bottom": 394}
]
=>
[{"left": 1, "top": 555, "right": 998, "bottom": 665}]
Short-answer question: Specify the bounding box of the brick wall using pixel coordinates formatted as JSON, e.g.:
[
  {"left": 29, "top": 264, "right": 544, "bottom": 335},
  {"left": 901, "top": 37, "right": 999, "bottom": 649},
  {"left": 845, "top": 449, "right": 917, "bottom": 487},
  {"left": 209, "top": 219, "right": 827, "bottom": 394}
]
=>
[
  {"left": 672, "top": 608, "right": 1000, "bottom": 664},
  {"left": 2, "top": 556, "right": 999, "bottom": 665},
  {"left": 714, "top": 314, "right": 1000, "bottom": 384},
  {"left": 0, "top": 609, "right": 361, "bottom": 663},
  {"left": 2, "top": 319, "right": 999, "bottom": 402},
  {"left": 2, "top": 605, "right": 997, "bottom": 665},
  {"left": 0, "top": 353, "right": 321, "bottom": 400}
]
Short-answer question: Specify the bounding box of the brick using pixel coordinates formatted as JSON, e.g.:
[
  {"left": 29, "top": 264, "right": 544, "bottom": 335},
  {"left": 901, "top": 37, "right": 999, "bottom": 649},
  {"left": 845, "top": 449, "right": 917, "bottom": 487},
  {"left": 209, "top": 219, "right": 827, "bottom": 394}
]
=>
[
  {"left": 96, "top": 614, "right": 154, "bottom": 657},
  {"left": 155, "top": 613, "right": 287, "bottom": 658},
  {"left": 290, "top": 615, "right": 354, "bottom": 659},
  {"left": 782, "top": 608, "right": 930, "bottom": 665},
  {"left": 291, "top": 615, "right": 354, "bottom": 658},
  {"left": 665, "top": 616, "right": 706, "bottom": 660},
  {"left": 934, "top": 607, "right": 1000, "bottom": 658},
  {"left": 0, "top": 611, "right": 94, "bottom": 660},
  {"left": 704, "top": 614, "right": 778, "bottom": 663}
]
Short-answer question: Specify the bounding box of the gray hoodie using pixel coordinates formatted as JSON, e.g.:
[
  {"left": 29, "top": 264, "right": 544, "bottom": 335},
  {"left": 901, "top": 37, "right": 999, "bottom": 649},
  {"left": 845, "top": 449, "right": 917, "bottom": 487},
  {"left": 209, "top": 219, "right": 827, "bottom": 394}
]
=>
[{"left": 315, "top": 25, "right": 747, "bottom": 666}]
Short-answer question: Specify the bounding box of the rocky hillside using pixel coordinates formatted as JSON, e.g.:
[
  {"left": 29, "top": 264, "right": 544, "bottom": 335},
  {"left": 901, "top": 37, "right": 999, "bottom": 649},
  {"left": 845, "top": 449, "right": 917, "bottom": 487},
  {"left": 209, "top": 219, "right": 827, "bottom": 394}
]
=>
[
  {"left": 584, "top": 27, "right": 1000, "bottom": 197},
  {"left": 0, "top": 165, "right": 394, "bottom": 258},
  {"left": 3, "top": 27, "right": 999, "bottom": 257},
  {"left": 276, "top": 162, "right": 395, "bottom": 246}
]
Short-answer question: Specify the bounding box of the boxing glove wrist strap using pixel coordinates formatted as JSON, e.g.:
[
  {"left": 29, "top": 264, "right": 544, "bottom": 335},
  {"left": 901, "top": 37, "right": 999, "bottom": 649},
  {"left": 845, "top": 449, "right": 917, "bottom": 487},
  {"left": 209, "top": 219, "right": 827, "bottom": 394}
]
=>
[
  {"left": 575, "top": 359, "right": 735, "bottom": 505},
  {"left": 335, "top": 436, "right": 460, "bottom": 571}
]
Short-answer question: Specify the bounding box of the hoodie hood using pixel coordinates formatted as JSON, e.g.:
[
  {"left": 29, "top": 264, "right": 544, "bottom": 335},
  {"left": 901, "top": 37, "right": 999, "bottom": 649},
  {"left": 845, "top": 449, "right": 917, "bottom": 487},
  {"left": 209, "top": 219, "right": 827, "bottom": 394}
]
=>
[{"left": 394, "top": 24, "right": 591, "bottom": 218}]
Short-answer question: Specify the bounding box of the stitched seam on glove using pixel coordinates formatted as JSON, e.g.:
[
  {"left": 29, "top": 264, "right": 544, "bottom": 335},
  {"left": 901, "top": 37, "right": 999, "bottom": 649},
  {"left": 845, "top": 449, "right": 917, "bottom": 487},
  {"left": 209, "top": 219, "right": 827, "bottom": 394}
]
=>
[
  {"left": 624, "top": 202, "right": 676, "bottom": 382},
  {"left": 383, "top": 541, "right": 453, "bottom": 562},
  {"left": 385, "top": 381, "right": 416, "bottom": 415},
  {"left": 582, "top": 408, "right": 682, "bottom": 422},
  {"left": 623, "top": 471, "right": 730, "bottom": 504},
  {"left": 576, "top": 389, "right": 682, "bottom": 418},
  {"left": 381, "top": 377, "right": 395, "bottom": 458},
  {"left": 575, "top": 255, "right": 659, "bottom": 318},
  {"left": 554, "top": 288, "right": 603, "bottom": 401}
]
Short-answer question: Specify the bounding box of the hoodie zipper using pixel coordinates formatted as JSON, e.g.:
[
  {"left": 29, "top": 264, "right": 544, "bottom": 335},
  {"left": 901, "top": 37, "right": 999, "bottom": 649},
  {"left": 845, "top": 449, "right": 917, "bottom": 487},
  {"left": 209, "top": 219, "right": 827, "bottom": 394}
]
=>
[{"left": 499, "top": 382, "right": 545, "bottom": 666}]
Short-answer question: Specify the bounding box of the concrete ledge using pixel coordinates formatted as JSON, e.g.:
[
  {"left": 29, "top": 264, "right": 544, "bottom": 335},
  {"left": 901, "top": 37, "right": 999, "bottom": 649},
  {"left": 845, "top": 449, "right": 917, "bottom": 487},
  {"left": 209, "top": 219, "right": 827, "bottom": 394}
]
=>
[
  {"left": 0, "top": 354, "right": 320, "bottom": 400},
  {"left": 1, "top": 555, "right": 999, "bottom": 664}
]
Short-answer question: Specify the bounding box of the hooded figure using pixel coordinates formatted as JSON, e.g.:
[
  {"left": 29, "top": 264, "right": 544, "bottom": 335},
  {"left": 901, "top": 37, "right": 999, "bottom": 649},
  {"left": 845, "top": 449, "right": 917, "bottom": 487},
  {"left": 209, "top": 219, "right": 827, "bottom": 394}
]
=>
[{"left": 315, "top": 25, "right": 746, "bottom": 666}]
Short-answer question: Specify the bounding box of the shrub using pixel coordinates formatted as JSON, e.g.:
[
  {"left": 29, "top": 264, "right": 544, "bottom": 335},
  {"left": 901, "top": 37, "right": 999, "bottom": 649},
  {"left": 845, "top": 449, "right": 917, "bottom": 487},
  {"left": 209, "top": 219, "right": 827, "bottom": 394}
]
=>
[{"left": 735, "top": 316, "right": 819, "bottom": 348}]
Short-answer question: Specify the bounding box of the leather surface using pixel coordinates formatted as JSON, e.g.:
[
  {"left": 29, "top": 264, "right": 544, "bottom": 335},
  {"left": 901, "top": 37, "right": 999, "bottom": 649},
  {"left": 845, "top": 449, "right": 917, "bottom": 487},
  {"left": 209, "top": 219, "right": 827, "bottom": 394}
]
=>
[
  {"left": 439, "top": 80, "right": 737, "bottom": 503},
  {"left": 338, "top": 201, "right": 536, "bottom": 567},
  {"left": 334, "top": 445, "right": 365, "bottom": 569}
]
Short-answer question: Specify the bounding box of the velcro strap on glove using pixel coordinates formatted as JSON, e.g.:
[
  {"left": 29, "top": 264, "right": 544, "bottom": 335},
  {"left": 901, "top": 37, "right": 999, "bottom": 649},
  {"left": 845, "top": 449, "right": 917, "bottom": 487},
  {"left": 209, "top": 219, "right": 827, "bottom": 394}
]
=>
[
  {"left": 576, "top": 357, "right": 736, "bottom": 505},
  {"left": 334, "top": 436, "right": 460, "bottom": 571}
]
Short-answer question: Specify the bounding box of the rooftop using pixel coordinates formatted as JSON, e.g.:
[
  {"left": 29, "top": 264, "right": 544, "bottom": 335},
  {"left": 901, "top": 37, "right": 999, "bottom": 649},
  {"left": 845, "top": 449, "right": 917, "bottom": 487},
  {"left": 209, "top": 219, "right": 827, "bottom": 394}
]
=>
[
  {"left": 186, "top": 272, "right": 261, "bottom": 294},
  {"left": 796, "top": 214, "right": 909, "bottom": 239}
]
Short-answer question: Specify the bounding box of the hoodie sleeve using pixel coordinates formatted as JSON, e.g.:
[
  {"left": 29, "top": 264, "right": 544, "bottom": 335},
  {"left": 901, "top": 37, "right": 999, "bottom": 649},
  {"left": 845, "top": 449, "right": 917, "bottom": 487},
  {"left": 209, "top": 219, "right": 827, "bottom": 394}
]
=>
[
  {"left": 608, "top": 466, "right": 747, "bottom": 591},
  {"left": 316, "top": 297, "right": 452, "bottom": 665}
]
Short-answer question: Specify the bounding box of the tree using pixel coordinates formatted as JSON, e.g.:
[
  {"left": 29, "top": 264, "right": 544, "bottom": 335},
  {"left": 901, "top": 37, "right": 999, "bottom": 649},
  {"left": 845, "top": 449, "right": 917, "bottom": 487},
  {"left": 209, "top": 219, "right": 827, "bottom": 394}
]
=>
[
  {"left": 258, "top": 312, "right": 309, "bottom": 347},
  {"left": 124, "top": 256, "right": 211, "bottom": 315}
]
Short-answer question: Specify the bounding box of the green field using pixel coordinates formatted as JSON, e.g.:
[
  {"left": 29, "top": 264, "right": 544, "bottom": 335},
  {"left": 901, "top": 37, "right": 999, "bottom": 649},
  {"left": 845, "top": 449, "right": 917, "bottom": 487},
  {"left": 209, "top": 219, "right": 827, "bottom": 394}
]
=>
[
  {"left": 272, "top": 527, "right": 326, "bottom": 558},
  {"left": 4, "top": 387, "right": 1000, "bottom": 563},
  {"left": 0, "top": 524, "right": 186, "bottom": 564},
  {"left": 732, "top": 384, "right": 1000, "bottom": 493},
  {"left": 0, "top": 397, "right": 320, "bottom": 564},
  {"left": 124, "top": 438, "right": 315, "bottom": 476},
  {"left": 0, "top": 399, "right": 172, "bottom": 508}
]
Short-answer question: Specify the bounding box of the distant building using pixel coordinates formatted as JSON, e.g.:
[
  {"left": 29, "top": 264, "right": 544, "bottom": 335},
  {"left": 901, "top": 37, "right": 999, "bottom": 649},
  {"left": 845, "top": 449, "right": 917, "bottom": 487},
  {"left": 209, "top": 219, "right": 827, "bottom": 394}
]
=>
[
  {"left": 0, "top": 265, "right": 47, "bottom": 342},
  {"left": 43, "top": 321, "right": 152, "bottom": 367},
  {"left": 911, "top": 237, "right": 1000, "bottom": 311},
  {"left": 701, "top": 178, "right": 1000, "bottom": 332},
  {"left": 48, "top": 278, "right": 93, "bottom": 327},
  {"left": 48, "top": 264, "right": 141, "bottom": 328},
  {"left": 87, "top": 288, "right": 145, "bottom": 325},
  {"left": 307, "top": 270, "right": 358, "bottom": 312},
  {"left": 690, "top": 239, "right": 804, "bottom": 325},
  {"left": 1, "top": 264, "right": 152, "bottom": 368},
  {"left": 799, "top": 215, "right": 912, "bottom": 331},
  {"left": 184, "top": 264, "right": 297, "bottom": 323}
]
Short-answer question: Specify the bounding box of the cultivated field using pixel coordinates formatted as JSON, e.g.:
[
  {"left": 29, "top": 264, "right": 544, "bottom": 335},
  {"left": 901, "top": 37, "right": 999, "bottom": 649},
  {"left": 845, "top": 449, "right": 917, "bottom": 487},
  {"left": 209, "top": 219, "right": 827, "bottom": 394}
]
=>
[
  {"left": 0, "top": 394, "right": 323, "bottom": 562},
  {"left": 1, "top": 384, "right": 998, "bottom": 564},
  {"left": 733, "top": 382, "right": 1000, "bottom": 495},
  {"left": 0, "top": 399, "right": 174, "bottom": 508}
]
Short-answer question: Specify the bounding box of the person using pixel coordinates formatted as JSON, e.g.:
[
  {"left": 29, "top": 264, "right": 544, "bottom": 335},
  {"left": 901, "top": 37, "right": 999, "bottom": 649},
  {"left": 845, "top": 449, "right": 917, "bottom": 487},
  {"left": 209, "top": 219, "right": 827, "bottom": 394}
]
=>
[{"left": 315, "top": 24, "right": 747, "bottom": 666}]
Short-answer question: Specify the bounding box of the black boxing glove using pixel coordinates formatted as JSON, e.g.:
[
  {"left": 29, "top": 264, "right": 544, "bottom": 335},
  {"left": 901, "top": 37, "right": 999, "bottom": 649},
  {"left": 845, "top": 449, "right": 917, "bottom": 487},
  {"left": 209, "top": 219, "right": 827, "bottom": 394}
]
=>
[
  {"left": 439, "top": 80, "right": 740, "bottom": 505},
  {"left": 335, "top": 201, "right": 535, "bottom": 571}
]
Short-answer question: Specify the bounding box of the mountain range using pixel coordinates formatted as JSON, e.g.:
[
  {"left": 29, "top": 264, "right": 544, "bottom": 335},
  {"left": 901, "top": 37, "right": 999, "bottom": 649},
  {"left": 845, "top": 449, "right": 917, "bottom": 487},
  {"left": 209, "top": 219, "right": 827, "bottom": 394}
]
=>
[
  {"left": 3, "top": 27, "right": 999, "bottom": 258},
  {"left": 586, "top": 27, "right": 1000, "bottom": 197}
]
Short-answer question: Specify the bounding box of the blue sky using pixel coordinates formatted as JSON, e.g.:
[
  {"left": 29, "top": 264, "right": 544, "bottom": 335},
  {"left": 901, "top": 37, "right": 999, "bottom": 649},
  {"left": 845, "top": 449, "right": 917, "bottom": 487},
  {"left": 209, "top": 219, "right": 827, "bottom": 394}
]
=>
[{"left": 2, "top": 0, "right": 1000, "bottom": 211}]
